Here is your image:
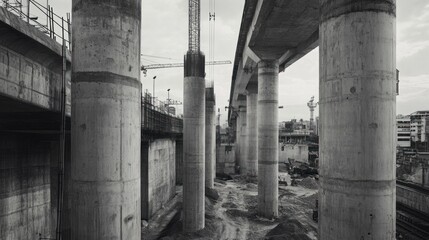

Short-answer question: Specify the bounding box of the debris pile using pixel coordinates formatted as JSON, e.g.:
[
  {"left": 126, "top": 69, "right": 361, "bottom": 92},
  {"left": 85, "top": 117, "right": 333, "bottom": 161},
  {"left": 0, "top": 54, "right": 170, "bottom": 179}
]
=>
[
  {"left": 299, "top": 177, "right": 318, "bottom": 190},
  {"left": 265, "top": 218, "right": 313, "bottom": 240}
]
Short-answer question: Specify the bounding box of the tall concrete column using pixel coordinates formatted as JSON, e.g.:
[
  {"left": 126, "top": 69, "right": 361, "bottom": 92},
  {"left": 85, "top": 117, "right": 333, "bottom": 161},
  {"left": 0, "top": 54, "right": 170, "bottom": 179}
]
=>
[
  {"left": 183, "top": 53, "right": 205, "bottom": 232},
  {"left": 246, "top": 90, "right": 258, "bottom": 176},
  {"left": 257, "top": 60, "right": 279, "bottom": 218},
  {"left": 235, "top": 116, "right": 241, "bottom": 171},
  {"left": 239, "top": 107, "right": 247, "bottom": 174},
  {"left": 319, "top": 0, "right": 396, "bottom": 239},
  {"left": 205, "top": 86, "right": 216, "bottom": 189},
  {"left": 71, "top": 0, "right": 141, "bottom": 239}
]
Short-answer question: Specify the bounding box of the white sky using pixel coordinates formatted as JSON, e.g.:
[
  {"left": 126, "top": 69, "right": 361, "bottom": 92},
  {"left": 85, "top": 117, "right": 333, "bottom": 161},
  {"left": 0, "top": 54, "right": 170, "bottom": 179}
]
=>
[{"left": 48, "top": 0, "right": 429, "bottom": 125}]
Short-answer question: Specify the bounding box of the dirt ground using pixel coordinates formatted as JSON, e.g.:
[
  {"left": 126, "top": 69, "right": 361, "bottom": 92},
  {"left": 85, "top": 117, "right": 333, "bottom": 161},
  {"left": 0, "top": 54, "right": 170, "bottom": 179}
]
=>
[{"left": 158, "top": 172, "right": 319, "bottom": 240}]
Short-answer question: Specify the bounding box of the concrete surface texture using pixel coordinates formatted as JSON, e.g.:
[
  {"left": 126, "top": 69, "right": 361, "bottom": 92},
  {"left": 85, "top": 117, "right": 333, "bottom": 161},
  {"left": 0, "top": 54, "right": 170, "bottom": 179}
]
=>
[
  {"left": 257, "top": 59, "right": 279, "bottom": 218},
  {"left": 205, "top": 87, "right": 216, "bottom": 189},
  {"left": 183, "top": 52, "right": 206, "bottom": 232},
  {"left": 216, "top": 144, "right": 236, "bottom": 175},
  {"left": 0, "top": 134, "right": 54, "bottom": 240},
  {"left": 141, "top": 139, "right": 176, "bottom": 220},
  {"left": 0, "top": 7, "right": 72, "bottom": 115},
  {"left": 246, "top": 91, "right": 258, "bottom": 176},
  {"left": 235, "top": 115, "right": 241, "bottom": 171},
  {"left": 238, "top": 108, "right": 248, "bottom": 174},
  {"left": 319, "top": 0, "right": 396, "bottom": 239},
  {"left": 71, "top": 0, "right": 142, "bottom": 239},
  {"left": 279, "top": 144, "right": 309, "bottom": 164},
  {"left": 0, "top": 45, "right": 71, "bottom": 114}
]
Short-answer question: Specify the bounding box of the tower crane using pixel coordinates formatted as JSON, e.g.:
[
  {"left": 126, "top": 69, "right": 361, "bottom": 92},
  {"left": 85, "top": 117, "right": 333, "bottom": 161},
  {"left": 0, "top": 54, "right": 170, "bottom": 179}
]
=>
[{"left": 141, "top": 60, "right": 231, "bottom": 75}]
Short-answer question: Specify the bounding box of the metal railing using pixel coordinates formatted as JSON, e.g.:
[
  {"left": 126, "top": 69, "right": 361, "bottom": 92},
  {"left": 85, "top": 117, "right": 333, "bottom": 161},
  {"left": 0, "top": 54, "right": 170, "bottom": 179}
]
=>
[
  {"left": 142, "top": 93, "right": 183, "bottom": 134},
  {"left": 142, "top": 92, "right": 181, "bottom": 117},
  {"left": 2, "top": 0, "right": 71, "bottom": 49}
]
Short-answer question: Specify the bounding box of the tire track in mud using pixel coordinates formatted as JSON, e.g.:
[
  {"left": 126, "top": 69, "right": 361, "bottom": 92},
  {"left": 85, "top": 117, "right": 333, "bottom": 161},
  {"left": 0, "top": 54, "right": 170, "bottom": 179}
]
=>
[
  {"left": 214, "top": 181, "right": 278, "bottom": 240},
  {"left": 215, "top": 183, "right": 250, "bottom": 240}
]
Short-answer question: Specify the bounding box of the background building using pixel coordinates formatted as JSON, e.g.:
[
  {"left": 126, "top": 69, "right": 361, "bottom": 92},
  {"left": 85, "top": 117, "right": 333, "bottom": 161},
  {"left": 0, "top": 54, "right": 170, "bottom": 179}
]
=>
[
  {"left": 397, "top": 116, "right": 411, "bottom": 148},
  {"left": 410, "top": 111, "right": 429, "bottom": 143}
]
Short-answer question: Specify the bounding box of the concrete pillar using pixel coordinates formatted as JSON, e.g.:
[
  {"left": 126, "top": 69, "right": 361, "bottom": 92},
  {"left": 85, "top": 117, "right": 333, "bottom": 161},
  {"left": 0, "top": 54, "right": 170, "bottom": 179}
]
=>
[
  {"left": 257, "top": 60, "right": 279, "bottom": 218},
  {"left": 319, "top": 0, "right": 396, "bottom": 239},
  {"left": 183, "top": 52, "right": 205, "bottom": 232},
  {"left": 235, "top": 116, "right": 241, "bottom": 172},
  {"left": 71, "top": 1, "right": 141, "bottom": 239},
  {"left": 239, "top": 107, "right": 247, "bottom": 174},
  {"left": 205, "top": 86, "right": 216, "bottom": 189},
  {"left": 246, "top": 90, "right": 258, "bottom": 176}
]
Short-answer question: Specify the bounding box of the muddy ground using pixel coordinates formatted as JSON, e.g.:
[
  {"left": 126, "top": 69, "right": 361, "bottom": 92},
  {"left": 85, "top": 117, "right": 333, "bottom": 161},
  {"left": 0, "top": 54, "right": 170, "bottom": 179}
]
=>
[{"left": 155, "top": 172, "right": 319, "bottom": 240}]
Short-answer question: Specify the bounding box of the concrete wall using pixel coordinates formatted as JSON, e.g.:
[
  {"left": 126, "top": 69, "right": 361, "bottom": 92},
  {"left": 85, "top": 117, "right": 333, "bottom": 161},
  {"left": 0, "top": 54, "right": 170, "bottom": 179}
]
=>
[
  {"left": 0, "top": 134, "right": 55, "bottom": 240},
  {"left": 142, "top": 139, "right": 176, "bottom": 220},
  {"left": 279, "top": 144, "right": 308, "bottom": 164},
  {"left": 397, "top": 185, "right": 429, "bottom": 215},
  {"left": 0, "top": 45, "right": 71, "bottom": 115},
  {"left": 0, "top": 7, "right": 71, "bottom": 115},
  {"left": 216, "top": 144, "right": 235, "bottom": 175}
]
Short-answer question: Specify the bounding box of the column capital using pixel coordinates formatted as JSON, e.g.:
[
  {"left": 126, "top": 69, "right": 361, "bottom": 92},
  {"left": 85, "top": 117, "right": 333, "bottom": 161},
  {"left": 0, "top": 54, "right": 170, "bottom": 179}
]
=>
[
  {"left": 320, "top": 0, "right": 396, "bottom": 22},
  {"left": 257, "top": 59, "right": 279, "bottom": 70}
]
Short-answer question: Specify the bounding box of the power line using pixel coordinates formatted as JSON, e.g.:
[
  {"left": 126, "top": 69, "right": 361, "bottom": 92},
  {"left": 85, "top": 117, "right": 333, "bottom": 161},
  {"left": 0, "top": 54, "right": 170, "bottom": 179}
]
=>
[{"left": 141, "top": 54, "right": 179, "bottom": 61}]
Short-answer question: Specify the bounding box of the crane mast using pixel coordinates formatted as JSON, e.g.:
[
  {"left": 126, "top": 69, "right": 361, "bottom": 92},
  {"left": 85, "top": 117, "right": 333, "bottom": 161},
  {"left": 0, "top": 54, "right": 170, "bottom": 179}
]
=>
[{"left": 188, "top": 0, "right": 200, "bottom": 53}]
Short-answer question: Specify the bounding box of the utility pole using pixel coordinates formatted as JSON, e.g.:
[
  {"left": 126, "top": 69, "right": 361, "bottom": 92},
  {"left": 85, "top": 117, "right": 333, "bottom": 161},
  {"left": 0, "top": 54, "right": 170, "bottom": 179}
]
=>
[
  {"left": 167, "top": 88, "right": 170, "bottom": 113},
  {"left": 152, "top": 75, "right": 156, "bottom": 105}
]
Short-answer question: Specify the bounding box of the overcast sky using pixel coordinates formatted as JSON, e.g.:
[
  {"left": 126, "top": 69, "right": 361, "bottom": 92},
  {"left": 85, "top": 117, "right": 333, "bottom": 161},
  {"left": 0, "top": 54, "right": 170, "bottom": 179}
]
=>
[{"left": 48, "top": 0, "right": 429, "bottom": 125}]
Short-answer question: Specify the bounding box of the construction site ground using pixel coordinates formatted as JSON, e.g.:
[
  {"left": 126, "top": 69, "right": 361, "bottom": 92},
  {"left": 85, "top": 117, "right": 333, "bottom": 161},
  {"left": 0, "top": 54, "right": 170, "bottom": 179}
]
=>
[{"left": 143, "top": 167, "right": 319, "bottom": 240}]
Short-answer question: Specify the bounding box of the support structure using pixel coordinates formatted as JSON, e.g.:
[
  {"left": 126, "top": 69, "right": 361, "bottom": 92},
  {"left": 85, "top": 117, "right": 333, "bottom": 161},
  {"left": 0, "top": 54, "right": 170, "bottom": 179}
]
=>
[
  {"left": 183, "top": 53, "right": 205, "bottom": 232},
  {"left": 235, "top": 113, "right": 241, "bottom": 172},
  {"left": 246, "top": 88, "right": 258, "bottom": 176},
  {"left": 238, "top": 106, "right": 247, "bottom": 174},
  {"left": 71, "top": 0, "right": 142, "bottom": 239},
  {"left": 205, "top": 85, "right": 216, "bottom": 189},
  {"left": 183, "top": 0, "right": 205, "bottom": 232},
  {"left": 319, "top": 0, "right": 396, "bottom": 239},
  {"left": 257, "top": 60, "right": 279, "bottom": 218}
]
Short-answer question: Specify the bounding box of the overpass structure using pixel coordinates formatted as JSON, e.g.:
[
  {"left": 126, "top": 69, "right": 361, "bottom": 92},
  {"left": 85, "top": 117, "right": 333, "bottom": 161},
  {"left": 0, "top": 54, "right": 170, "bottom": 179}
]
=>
[
  {"left": 228, "top": 0, "right": 319, "bottom": 219},
  {"left": 1, "top": 0, "right": 401, "bottom": 239},
  {"left": 229, "top": 0, "right": 397, "bottom": 239}
]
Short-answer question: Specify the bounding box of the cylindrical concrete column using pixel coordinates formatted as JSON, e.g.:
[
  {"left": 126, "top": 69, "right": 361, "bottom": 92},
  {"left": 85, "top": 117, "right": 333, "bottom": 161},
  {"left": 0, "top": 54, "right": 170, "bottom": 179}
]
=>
[
  {"left": 319, "top": 0, "right": 396, "bottom": 239},
  {"left": 246, "top": 91, "right": 258, "bottom": 176},
  {"left": 183, "top": 52, "right": 205, "bottom": 232},
  {"left": 235, "top": 117, "right": 241, "bottom": 172},
  {"left": 239, "top": 107, "right": 247, "bottom": 174},
  {"left": 205, "top": 86, "right": 216, "bottom": 189},
  {"left": 257, "top": 60, "right": 279, "bottom": 218},
  {"left": 71, "top": 0, "right": 141, "bottom": 239}
]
